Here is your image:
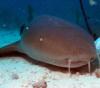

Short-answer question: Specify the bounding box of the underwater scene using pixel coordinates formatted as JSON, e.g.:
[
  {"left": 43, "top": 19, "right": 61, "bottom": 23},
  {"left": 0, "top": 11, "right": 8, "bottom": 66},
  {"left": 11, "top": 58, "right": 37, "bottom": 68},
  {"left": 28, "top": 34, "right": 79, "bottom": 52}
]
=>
[{"left": 0, "top": 0, "right": 100, "bottom": 88}]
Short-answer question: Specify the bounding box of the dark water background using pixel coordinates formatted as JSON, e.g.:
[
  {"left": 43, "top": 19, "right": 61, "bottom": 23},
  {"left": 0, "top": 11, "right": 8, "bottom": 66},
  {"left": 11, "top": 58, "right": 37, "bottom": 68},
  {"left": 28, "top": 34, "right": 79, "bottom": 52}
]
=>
[
  {"left": 0, "top": 0, "right": 100, "bottom": 47},
  {"left": 0, "top": 0, "right": 99, "bottom": 27}
]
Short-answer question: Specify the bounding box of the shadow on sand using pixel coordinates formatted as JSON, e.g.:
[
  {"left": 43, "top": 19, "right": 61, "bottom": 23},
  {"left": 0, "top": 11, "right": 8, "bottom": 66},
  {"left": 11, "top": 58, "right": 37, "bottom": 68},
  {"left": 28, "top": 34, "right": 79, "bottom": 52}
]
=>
[{"left": 0, "top": 51, "right": 99, "bottom": 74}]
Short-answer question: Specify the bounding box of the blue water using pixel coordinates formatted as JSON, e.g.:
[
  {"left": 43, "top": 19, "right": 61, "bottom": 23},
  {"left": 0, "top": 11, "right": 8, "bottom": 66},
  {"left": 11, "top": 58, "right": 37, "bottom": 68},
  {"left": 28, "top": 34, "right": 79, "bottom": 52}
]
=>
[
  {"left": 0, "top": 0, "right": 100, "bottom": 47},
  {"left": 0, "top": 0, "right": 99, "bottom": 26}
]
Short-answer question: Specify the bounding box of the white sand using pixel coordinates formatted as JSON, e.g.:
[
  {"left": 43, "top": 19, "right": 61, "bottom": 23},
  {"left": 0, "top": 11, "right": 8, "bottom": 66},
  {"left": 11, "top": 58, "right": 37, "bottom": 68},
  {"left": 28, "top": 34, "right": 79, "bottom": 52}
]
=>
[
  {"left": 0, "top": 57, "right": 100, "bottom": 88},
  {"left": 0, "top": 29, "right": 100, "bottom": 88}
]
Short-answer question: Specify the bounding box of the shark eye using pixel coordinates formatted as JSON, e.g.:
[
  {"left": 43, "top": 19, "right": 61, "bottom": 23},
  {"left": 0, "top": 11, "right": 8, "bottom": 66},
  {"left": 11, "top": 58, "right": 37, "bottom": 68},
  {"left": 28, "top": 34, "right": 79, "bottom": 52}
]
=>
[{"left": 40, "top": 37, "right": 44, "bottom": 42}]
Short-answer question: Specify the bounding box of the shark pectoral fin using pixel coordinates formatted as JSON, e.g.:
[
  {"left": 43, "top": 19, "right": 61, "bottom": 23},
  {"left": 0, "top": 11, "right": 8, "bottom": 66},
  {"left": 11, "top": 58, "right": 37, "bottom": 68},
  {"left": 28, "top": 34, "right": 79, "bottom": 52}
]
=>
[{"left": 0, "top": 41, "right": 20, "bottom": 56}]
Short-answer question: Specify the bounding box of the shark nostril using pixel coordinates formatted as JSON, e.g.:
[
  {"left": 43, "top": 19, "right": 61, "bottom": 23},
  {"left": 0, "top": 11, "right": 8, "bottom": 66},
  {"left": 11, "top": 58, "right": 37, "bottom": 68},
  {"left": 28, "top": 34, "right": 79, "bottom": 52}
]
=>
[
  {"left": 64, "top": 58, "right": 70, "bottom": 64},
  {"left": 64, "top": 58, "right": 84, "bottom": 64},
  {"left": 90, "top": 57, "right": 95, "bottom": 62}
]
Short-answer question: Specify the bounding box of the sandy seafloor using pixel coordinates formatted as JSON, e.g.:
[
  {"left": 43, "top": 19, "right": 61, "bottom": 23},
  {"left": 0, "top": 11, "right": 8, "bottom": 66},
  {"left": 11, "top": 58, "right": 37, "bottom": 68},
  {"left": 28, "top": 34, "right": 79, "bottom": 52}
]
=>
[{"left": 0, "top": 28, "right": 100, "bottom": 88}]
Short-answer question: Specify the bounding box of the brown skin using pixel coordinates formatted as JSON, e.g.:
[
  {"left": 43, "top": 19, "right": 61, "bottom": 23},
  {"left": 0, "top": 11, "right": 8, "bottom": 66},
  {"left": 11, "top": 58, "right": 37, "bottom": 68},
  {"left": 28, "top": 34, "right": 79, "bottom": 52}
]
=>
[
  {"left": 18, "top": 16, "right": 96, "bottom": 68},
  {"left": 0, "top": 16, "right": 96, "bottom": 68}
]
